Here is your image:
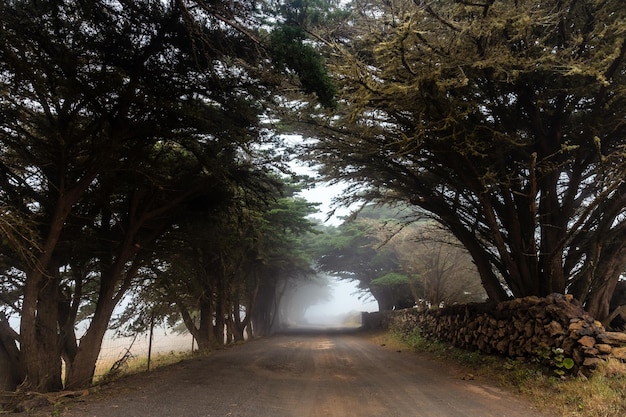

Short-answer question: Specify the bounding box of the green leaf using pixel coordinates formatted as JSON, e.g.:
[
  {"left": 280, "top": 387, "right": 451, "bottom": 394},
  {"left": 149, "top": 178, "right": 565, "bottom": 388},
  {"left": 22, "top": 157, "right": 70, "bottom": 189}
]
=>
[{"left": 562, "top": 357, "right": 575, "bottom": 370}]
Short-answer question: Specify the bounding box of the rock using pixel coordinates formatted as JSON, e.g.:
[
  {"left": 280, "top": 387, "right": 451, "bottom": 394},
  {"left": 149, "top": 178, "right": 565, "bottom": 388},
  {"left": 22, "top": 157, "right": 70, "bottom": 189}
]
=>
[
  {"left": 577, "top": 336, "right": 596, "bottom": 348},
  {"left": 611, "top": 346, "right": 626, "bottom": 360},
  {"left": 572, "top": 348, "right": 584, "bottom": 364},
  {"left": 513, "top": 319, "right": 525, "bottom": 332},
  {"left": 545, "top": 321, "right": 565, "bottom": 336},
  {"left": 524, "top": 321, "right": 534, "bottom": 338},
  {"left": 576, "top": 325, "right": 597, "bottom": 337},
  {"left": 561, "top": 338, "right": 576, "bottom": 355},
  {"left": 507, "top": 298, "right": 524, "bottom": 309},
  {"left": 568, "top": 320, "right": 585, "bottom": 333},
  {"left": 582, "top": 357, "right": 603, "bottom": 368},
  {"left": 582, "top": 347, "right": 599, "bottom": 356},
  {"left": 597, "top": 331, "right": 626, "bottom": 345},
  {"left": 385, "top": 296, "right": 625, "bottom": 375}
]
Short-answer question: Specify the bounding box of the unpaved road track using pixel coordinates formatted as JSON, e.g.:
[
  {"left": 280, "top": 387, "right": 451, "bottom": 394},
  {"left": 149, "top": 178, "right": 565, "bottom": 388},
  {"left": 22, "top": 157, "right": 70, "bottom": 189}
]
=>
[{"left": 59, "top": 329, "right": 553, "bottom": 417}]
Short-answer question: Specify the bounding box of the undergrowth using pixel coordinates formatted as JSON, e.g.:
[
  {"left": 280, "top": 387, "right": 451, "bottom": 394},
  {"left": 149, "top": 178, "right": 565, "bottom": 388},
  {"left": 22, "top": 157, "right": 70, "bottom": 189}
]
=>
[{"left": 386, "top": 327, "right": 626, "bottom": 417}]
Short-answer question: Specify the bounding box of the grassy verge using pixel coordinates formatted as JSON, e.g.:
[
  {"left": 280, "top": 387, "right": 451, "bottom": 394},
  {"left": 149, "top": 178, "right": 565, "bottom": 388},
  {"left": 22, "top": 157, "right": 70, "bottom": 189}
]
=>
[
  {"left": 375, "top": 328, "right": 626, "bottom": 417},
  {"left": 94, "top": 350, "right": 196, "bottom": 384}
]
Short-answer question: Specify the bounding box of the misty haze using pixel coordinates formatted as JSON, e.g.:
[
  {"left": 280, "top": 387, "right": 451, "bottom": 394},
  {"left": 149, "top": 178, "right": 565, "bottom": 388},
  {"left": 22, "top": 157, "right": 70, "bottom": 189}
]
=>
[{"left": 302, "top": 278, "right": 378, "bottom": 327}]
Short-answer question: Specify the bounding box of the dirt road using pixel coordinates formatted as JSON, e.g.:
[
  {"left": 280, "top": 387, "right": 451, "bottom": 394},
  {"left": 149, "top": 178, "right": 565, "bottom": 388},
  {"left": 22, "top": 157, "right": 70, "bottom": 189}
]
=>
[{"left": 59, "top": 329, "right": 552, "bottom": 417}]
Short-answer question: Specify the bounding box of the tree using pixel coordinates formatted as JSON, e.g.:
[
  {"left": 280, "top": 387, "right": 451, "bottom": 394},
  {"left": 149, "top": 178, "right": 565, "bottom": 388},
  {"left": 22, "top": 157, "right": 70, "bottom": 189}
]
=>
[
  {"left": 114, "top": 177, "right": 320, "bottom": 347},
  {"left": 248, "top": 191, "right": 320, "bottom": 335},
  {"left": 313, "top": 209, "right": 408, "bottom": 311},
  {"left": 0, "top": 0, "right": 284, "bottom": 391},
  {"left": 313, "top": 204, "right": 484, "bottom": 310},
  {"left": 266, "top": 0, "right": 342, "bottom": 108},
  {"left": 304, "top": 0, "right": 626, "bottom": 320},
  {"left": 377, "top": 220, "right": 487, "bottom": 307}
]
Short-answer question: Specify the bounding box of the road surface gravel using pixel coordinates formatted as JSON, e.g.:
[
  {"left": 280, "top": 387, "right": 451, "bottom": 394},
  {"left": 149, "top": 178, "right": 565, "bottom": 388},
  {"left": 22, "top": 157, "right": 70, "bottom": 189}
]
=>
[{"left": 57, "top": 329, "right": 554, "bottom": 417}]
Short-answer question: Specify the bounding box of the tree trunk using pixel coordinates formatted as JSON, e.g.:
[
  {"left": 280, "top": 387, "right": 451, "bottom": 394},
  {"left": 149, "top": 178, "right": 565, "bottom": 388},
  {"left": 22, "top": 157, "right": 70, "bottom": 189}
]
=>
[
  {"left": 194, "top": 296, "right": 215, "bottom": 351},
  {"left": 245, "top": 322, "right": 253, "bottom": 340},
  {"left": 369, "top": 285, "right": 393, "bottom": 311},
  {"left": 251, "top": 311, "right": 270, "bottom": 337},
  {"left": 20, "top": 263, "right": 63, "bottom": 392},
  {"left": 214, "top": 297, "right": 225, "bottom": 346},
  {"left": 214, "top": 270, "right": 230, "bottom": 345},
  {"left": 585, "top": 274, "right": 621, "bottom": 322},
  {"left": 232, "top": 278, "right": 258, "bottom": 342},
  {"left": 238, "top": 273, "right": 260, "bottom": 340},
  {"left": 232, "top": 296, "right": 245, "bottom": 342},
  {"left": 0, "top": 316, "right": 24, "bottom": 391},
  {"left": 577, "top": 242, "right": 626, "bottom": 321},
  {"left": 20, "top": 248, "right": 64, "bottom": 392},
  {"left": 37, "top": 272, "right": 64, "bottom": 390},
  {"left": 64, "top": 292, "right": 119, "bottom": 390},
  {"left": 252, "top": 279, "right": 280, "bottom": 337},
  {"left": 64, "top": 239, "right": 139, "bottom": 390},
  {"left": 19, "top": 187, "right": 90, "bottom": 392},
  {"left": 64, "top": 267, "right": 125, "bottom": 390},
  {"left": 64, "top": 319, "right": 108, "bottom": 390},
  {"left": 446, "top": 220, "right": 510, "bottom": 302},
  {"left": 0, "top": 342, "right": 16, "bottom": 391},
  {"left": 176, "top": 298, "right": 200, "bottom": 348},
  {"left": 226, "top": 316, "right": 234, "bottom": 344},
  {"left": 58, "top": 286, "right": 79, "bottom": 369}
]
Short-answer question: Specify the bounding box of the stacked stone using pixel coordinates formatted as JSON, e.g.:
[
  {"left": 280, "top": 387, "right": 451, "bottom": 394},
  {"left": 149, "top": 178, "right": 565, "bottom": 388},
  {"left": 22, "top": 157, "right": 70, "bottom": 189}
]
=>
[{"left": 384, "top": 293, "right": 626, "bottom": 372}]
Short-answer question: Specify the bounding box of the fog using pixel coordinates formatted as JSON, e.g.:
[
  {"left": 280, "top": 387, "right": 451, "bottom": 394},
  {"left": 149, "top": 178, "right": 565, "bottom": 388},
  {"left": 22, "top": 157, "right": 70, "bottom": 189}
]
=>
[
  {"left": 301, "top": 278, "right": 378, "bottom": 327},
  {"left": 286, "top": 140, "right": 378, "bottom": 326}
]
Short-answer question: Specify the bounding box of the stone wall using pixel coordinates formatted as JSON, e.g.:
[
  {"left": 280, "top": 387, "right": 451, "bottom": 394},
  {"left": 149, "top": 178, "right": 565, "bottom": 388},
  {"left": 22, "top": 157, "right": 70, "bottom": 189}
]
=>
[{"left": 365, "top": 294, "right": 626, "bottom": 372}]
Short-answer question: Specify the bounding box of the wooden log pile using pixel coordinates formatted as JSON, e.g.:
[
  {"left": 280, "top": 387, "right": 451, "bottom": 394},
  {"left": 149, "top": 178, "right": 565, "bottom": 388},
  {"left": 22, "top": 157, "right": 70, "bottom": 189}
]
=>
[{"left": 383, "top": 293, "right": 626, "bottom": 373}]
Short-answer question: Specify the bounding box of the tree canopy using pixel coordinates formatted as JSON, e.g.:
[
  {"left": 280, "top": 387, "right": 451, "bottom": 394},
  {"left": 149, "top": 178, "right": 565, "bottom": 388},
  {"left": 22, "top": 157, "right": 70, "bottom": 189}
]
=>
[
  {"left": 303, "top": 0, "right": 626, "bottom": 320},
  {"left": 0, "top": 0, "right": 333, "bottom": 392},
  {"left": 6, "top": 0, "right": 626, "bottom": 396}
]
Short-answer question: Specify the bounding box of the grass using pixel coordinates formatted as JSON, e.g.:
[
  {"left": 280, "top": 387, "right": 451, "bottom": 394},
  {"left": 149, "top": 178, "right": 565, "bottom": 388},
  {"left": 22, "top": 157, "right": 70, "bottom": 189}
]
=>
[
  {"left": 378, "top": 327, "right": 626, "bottom": 417},
  {"left": 94, "top": 350, "right": 195, "bottom": 384}
]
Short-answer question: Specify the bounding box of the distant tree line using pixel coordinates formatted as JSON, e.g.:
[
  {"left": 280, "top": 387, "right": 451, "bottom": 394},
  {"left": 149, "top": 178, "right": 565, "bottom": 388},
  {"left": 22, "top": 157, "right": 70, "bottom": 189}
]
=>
[{"left": 312, "top": 204, "right": 486, "bottom": 311}]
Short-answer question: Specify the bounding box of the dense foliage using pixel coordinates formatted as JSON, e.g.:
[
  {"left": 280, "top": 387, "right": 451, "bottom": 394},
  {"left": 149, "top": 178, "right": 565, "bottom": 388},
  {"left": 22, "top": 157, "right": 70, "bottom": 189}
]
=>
[
  {"left": 303, "top": 0, "right": 626, "bottom": 320},
  {"left": 0, "top": 0, "right": 332, "bottom": 392}
]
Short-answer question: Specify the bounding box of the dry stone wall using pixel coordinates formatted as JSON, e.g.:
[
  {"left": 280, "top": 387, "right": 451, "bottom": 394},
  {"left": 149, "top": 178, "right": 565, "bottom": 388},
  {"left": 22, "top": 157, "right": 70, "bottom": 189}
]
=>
[{"left": 364, "top": 293, "right": 626, "bottom": 373}]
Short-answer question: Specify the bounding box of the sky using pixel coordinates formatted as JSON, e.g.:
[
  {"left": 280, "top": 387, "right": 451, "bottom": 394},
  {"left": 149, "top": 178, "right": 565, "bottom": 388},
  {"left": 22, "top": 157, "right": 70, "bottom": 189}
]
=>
[{"left": 298, "top": 181, "right": 351, "bottom": 225}]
